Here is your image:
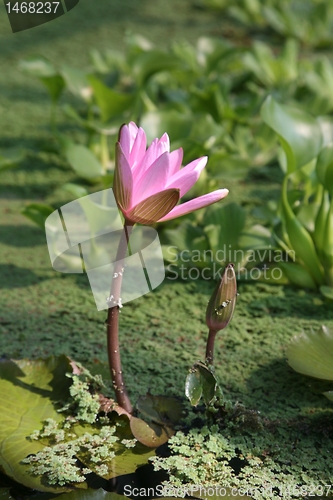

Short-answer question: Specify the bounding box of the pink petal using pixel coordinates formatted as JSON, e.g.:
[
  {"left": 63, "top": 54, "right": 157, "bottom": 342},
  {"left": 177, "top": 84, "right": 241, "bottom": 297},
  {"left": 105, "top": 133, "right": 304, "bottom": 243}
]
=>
[
  {"left": 119, "top": 124, "right": 132, "bottom": 160},
  {"left": 132, "top": 151, "right": 170, "bottom": 205},
  {"left": 158, "top": 189, "right": 229, "bottom": 222},
  {"left": 130, "top": 127, "right": 147, "bottom": 171},
  {"left": 128, "top": 122, "right": 139, "bottom": 149},
  {"left": 157, "top": 132, "right": 170, "bottom": 154},
  {"left": 139, "top": 133, "right": 171, "bottom": 178},
  {"left": 169, "top": 148, "right": 183, "bottom": 176},
  {"left": 113, "top": 142, "right": 133, "bottom": 211},
  {"left": 166, "top": 157, "right": 207, "bottom": 197}
]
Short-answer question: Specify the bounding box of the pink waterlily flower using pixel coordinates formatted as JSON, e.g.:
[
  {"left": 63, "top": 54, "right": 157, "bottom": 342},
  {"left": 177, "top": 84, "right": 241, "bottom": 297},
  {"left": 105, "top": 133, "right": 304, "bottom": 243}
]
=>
[{"left": 113, "top": 122, "right": 229, "bottom": 225}]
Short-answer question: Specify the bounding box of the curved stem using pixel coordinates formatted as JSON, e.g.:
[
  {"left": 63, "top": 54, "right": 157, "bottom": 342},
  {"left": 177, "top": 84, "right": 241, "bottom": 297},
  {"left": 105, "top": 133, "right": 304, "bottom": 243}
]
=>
[
  {"left": 206, "top": 328, "right": 218, "bottom": 365},
  {"left": 106, "top": 221, "right": 133, "bottom": 413}
]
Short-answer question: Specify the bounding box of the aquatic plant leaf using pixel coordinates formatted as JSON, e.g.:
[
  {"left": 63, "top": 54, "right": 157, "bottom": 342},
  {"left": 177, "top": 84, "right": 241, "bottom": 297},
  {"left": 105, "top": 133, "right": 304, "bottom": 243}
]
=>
[
  {"left": 88, "top": 76, "right": 135, "bottom": 123},
  {"left": 261, "top": 96, "right": 322, "bottom": 172},
  {"left": 64, "top": 143, "right": 104, "bottom": 180},
  {"left": 185, "top": 362, "right": 218, "bottom": 406},
  {"left": 21, "top": 203, "right": 54, "bottom": 229},
  {"left": 287, "top": 326, "right": 333, "bottom": 381},
  {"left": 130, "top": 417, "right": 174, "bottom": 448},
  {"left": 0, "top": 357, "right": 73, "bottom": 493},
  {"left": 136, "top": 394, "right": 184, "bottom": 426},
  {"left": 185, "top": 368, "right": 202, "bottom": 406},
  {"left": 320, "top": 285, "right": 333, "bottom": 299}
]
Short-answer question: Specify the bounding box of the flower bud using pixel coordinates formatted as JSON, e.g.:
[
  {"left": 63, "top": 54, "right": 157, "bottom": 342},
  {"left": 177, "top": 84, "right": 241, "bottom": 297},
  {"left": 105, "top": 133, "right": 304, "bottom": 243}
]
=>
[{"left": 206, "top": 263, "right": 237, "bottom": 332}]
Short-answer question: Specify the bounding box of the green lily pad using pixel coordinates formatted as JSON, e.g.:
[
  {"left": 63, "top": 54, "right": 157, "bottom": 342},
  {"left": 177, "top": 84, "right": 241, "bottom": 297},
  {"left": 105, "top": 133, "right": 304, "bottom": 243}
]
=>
[
  {"left": 130, "top": 417, "right": 173, "bottom": 448},
  {"left": 287, "top": 326, "right": 333, "bottom": 381},
  {"left": 75, "top": 420, "right": 155, "bottom": 479},
  {"left": 0, "top": 356, "right": 73, "bottom": 493},
  {"left": 136, "top": 394, "right": 184, "bottom": 426}
]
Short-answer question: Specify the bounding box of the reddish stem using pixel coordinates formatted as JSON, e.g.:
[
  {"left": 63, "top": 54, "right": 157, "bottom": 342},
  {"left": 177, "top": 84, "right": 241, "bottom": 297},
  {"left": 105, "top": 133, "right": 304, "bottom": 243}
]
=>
[
  {"left": 106, "top": 222, "right": 133, "bottom": 414},
  {"left": 205, "top": 328, "right": 218, "bottom": 365}
]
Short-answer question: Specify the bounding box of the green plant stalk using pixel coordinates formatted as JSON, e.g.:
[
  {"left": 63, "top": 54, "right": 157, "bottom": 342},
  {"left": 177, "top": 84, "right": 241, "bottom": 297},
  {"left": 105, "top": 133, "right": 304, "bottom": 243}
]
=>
[
  {"left": 106, "top": 221, "right": 133, "bottom": 414},
  {"left": 322, "top": 197, "right": 333, "bottom": 286},
  {"left": 314, "top": 188, "right": 330, "bottom": 260},
  {"left": 281, "top": 175, "right": 324, "bottom": 286}
]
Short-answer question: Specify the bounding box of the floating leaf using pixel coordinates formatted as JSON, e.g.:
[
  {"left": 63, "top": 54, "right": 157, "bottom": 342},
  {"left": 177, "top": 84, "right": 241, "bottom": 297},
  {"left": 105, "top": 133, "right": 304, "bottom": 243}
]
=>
[
  {"left": 0, "top": 357, "right": 73, "bottom": 493},
  {"left": 76, "top": 422, "right": 154, "bottom": 480},
  {"left": 130, "top": 417, "right": 173, "bottom": 448},
  {"left": 287, "top": 326, "right": 333, "bottom": 381},
  {"left": 136, "top": 394, "right": 184, "bottom": 426}
]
